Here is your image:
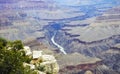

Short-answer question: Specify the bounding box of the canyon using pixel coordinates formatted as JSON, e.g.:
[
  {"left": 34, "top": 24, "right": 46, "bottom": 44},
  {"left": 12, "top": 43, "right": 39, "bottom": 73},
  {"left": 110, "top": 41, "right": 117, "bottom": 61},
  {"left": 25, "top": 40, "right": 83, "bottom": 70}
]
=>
[{"left": 0, "top": 0, "right": 120, "bottom": 74}]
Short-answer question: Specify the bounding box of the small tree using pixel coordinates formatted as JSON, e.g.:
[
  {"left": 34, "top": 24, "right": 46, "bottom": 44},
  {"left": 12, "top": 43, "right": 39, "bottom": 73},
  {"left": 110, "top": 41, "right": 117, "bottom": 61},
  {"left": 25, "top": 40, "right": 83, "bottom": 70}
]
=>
[{"left": 0, "top": 38, "right": 31, "bottom": 74}]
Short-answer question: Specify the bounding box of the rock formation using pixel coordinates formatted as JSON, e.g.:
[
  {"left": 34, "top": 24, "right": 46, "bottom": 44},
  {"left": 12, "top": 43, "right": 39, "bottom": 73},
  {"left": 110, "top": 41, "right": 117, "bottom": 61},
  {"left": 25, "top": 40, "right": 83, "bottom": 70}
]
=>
[{"left": 23, "top": 46, "right": 59, "bottom": 74}]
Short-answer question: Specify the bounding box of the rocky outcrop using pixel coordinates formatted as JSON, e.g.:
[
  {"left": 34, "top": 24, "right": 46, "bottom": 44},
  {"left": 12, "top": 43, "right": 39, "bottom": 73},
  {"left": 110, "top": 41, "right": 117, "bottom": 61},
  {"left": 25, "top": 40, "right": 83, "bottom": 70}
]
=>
[{"left": 23, "top": 46, "right": 59, "bottom": 74}]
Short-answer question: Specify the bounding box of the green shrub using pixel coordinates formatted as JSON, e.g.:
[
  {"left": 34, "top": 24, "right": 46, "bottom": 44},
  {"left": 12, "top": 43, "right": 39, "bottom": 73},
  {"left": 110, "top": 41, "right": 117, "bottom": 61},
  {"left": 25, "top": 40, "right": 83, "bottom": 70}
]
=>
[{"left": 0, "top": 38, "right": 30, "bottom": 74}]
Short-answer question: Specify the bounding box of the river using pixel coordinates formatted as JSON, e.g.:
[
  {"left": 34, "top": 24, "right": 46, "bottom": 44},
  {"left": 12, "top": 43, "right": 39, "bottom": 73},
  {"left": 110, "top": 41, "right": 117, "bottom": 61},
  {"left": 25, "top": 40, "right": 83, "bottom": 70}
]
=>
[{"left": 51, "top": 33, "right": 67, "bottom": 55}]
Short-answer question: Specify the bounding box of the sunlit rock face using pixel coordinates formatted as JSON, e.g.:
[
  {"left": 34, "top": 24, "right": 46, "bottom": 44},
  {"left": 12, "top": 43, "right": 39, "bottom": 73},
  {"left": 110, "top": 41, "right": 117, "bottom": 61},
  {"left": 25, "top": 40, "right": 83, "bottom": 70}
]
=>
[
  {"left": 0, "top": 0, "right": 120, "bottom": 74},
  {"left": 22, "top": 46, "right": 59, "bottom": 74}
]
